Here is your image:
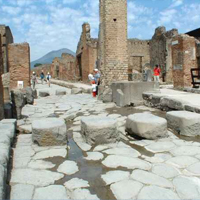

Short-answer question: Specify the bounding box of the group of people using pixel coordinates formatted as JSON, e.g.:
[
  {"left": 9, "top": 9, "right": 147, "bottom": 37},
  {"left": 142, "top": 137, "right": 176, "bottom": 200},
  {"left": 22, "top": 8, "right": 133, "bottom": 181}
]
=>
[
  {"left": 31, "top": 71, "right": 52, "bottom": 89},
  {"left": 88, "top": 69, "right": 101, "bottom": 97}
]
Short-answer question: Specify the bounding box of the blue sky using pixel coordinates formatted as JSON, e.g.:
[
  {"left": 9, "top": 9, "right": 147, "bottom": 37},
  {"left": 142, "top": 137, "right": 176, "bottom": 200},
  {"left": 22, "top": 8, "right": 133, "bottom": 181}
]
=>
[{"left": 0, "top": 0, "right": 200, "bottom": 61}]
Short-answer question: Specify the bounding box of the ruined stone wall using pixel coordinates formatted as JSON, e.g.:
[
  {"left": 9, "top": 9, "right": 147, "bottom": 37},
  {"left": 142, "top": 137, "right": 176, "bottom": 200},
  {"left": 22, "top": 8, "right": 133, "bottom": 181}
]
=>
[
  {"left": 172, "top": 34, "right": 198, "bottom": 88},
  {"left": 0, "top": 35, "right": 4, "bottom": 119},
  {"left": 150, "top": 27, "right": 178, "bottom": 83},
  {"left": 98, "top": 0, "right": 128, "bottom": 86},
  {"left": 0, "top": 25, "right": 14, "bottom": 73},
  {"left": 128, "top": 39, "right": 150, "bottom": 72},
  {"left": 9, "top": 43, "right": 31, "bottom": 90},
  {"left": 33, "top": 64, "right": 52, "bottom": 77},
  {"left": 76, "top": 23, "right": 98, "bottom": 82}
]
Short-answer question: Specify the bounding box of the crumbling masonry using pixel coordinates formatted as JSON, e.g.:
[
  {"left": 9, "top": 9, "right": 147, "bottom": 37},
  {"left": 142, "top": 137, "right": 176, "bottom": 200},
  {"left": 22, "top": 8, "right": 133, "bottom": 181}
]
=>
[{"left": 0, "top": 35, "right": 4, "bottom": 120}]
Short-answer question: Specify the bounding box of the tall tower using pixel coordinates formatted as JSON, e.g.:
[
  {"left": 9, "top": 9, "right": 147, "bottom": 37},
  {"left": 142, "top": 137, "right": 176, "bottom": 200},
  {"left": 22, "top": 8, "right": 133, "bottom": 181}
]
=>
[{"left": 98, "top": 0, "right": 128, "bottom": 86}]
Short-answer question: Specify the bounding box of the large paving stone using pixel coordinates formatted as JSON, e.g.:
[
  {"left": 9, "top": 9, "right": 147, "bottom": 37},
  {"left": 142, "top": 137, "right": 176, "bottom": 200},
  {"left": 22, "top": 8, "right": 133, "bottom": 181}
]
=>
[
  {"left": 126, "top": 113, "right": 168, "bottom": 139},
  {"left": 55, "top": 89, "right": 67, "bottom": 96},
  {"left": 71, "top": 188, "right": 99, "bottom": 200},
  {"left": 64, "top": 178, "right": 89, "bottom": 191},
  {"left": 166, "top": 111, "right": 200, "bottom": 137},
  {"left": 39, "top": 90, "right": 50, "bottom": 97},
  {"left": 186, "top": 162, "right": 200, "bottom": 175},
  {"left": 14, "top": 146, "right": 35, "bottom": 158},
  {"left": 85, "top": 152, "right": 104, "bottom": 161},
  {"left": 166, "top": 156, "right": 199, "bottom": 169},
  {"left": 57, "top": 161, "right": 79, "bottom": 175},
  {"left": 10, "top": 184, "right": 35, "bottom": 200},
  {"left": 81, "top": 116, "right": 119, "bottom": 145},
  {"left": 170, "top": 146, "right": 200, "bottom": 156},
  {"left": 102, "top": 155, "right": 151, "bottom": 170},
  {"left": 32, "top": 118, "right": 67, "bottom": 146},
  {"left": 110, "top": 180, "right": 143, "bottom": 199},
  {"left": 10, "top": 169, "right": 64, "bottom": 187},
  {"left": 138, "top": 186, "right": 180, "bottom": 200},
  {"left": 71, "top": 88, "right": 82, "bottom": 94},
  {"left": 131, "top": 170, "right": 173, "bottom": 188},
  {"left": 152, "top": 163, "right": 180, "bottom": 179},
  {"left": 173, "top": 176, "right": 200, "bottom": 199},
  {"left": 101, "top": 170, "right": 130, "bottom": 186},
  {"left": 33, "top": 185, "right": 70, "bottom": 200},
  {"left": 28, "top": 160, "right": 55, "bottom": 170}
]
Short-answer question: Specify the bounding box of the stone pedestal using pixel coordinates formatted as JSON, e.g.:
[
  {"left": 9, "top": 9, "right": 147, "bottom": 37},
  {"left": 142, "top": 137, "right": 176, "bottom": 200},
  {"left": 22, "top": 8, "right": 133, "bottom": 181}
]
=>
[
  {"left": 81, "top": 116, "right": 119, "bottom": 145},
  {"left": 32, "top": 118, "right": 67, "bottom": 146}
]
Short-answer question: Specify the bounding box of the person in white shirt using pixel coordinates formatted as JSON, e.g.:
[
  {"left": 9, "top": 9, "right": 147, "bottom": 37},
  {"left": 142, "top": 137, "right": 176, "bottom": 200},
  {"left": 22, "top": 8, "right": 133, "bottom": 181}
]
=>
[{"left": 46, "top": 72, "right": 51, "bottom": 87}]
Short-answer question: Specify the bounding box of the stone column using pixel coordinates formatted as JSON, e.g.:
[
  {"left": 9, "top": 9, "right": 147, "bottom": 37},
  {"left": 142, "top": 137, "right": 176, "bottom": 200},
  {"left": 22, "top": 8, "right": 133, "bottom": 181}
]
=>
[
  {"left": 8, "top": 43, "right": 31, "bottom": 90},
  {"left": 172, "top": 34, "right": 198, "bottom": 88},
  {"left": 98, "top": 0, "right": 128, "bottom": 86},
  {"left": 0, "top": 35, "right": 4, "bottom": 120}
]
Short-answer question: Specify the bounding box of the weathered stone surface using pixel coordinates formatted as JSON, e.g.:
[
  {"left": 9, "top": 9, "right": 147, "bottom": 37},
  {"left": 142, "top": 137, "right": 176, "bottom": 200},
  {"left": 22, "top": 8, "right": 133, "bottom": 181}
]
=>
[
  {"left": 81, "top": 116, "right": 119, "bottom": 145},
  {"left": 186, "top": 162, "right": 200, "bottom": 175},
  {"left": 71, "top": 188, "right": 99, "bottom": 200},
  {"left": 10, "top": 184, "right": 35, "bottom": 200},
  {"left": 55, "top": 89, "right": 67, "bottom": 96},
  {"left": 131, "top": 170, "right": 173, "bottom": 188},
  {"left": 0, "top": 165, "right": 5, "bottom": 200},
  {"left": 73, "top": 132, "right": 92, "bottom": 151},
  {"left": 71, "top": 88, "right": 82, "bottom": 94},
  {"left": 166, "top": 111, "right": 200, "bottom": 137},
  {"left": 25, "top": 87, "right": 34, "bottom": 104},
  {"left": 85, "top": 152, "right": 104, "bottom": 161},
  {"left": 126, "top": 113, "right": 168, "bottom": 139},
  {"left": 10, "top": 169, "right": 64, "bottom": 187},
  {"left": 173, "top": 176, "right": 200, "bottom": 199},
  {"left": 137, "top": 186, "right": 180, "bottom": 200},
  {"left": 33, "top": 185, "right": 70, "bottom": 200},
  {"left": 39, "top": 90, "right": 50, "bottom": 97},
  {"left": 33, "top": 149, "right": 67, "bottom": 160},
  {"left": 57, "top": 161, "right": 79, "bottom": 175},
  {"left": 28, "top": 160, "right": 55, "bottom": 170},
  {"left": 64, "top": 178, "right": 89, "bottom": 190},
  {"left": 102, "top": 155, "right": 151, "bottom": 170},
  {"left": 145, "top": 141, "right": 176, "bottom": 153},
  {"left": 170, "top": 146, "right": 200, "bottom": 156},
  {"left": 110, "top": 180, "right": 143, "bottom": 199},
  {"left": 101, "top": 170, "right": 130, "bottom": 185},
  {"left": 152, "top": 163, "right": 180, "bottom": 179},
  {"left": 14, "top": 146, "right": 35, "bottom": 158},
  {"left": 13, "top": 157, "right": 31, "bottom": 169},
  {"left": 166, "top": 156, "right": 199, "bottom": 168},
  {"left": 32, "top": 118, "right": 67, "bottom": 146}
]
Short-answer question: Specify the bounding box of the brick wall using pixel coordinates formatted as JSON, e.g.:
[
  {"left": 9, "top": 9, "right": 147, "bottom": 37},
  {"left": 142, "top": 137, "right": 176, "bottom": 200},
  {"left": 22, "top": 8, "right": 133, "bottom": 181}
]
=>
[
  {"left": 0, "top": 35, "right": 4, "bottom": 120},
  {"left": 172, "top": 34, "right": 198, "bottom": 88},
  {"left": 98, "top": 0, "right": 128, "bottom": 86},
  {"left": 9, "top": 43, "right": 31, "bottom": 90}
]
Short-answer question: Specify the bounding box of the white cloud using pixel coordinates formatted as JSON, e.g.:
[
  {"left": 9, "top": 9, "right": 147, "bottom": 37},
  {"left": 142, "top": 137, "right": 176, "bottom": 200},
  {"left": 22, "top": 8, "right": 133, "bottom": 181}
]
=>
[
  {"left": 171, "top": 0, "right": 183, "bottom": 8},
  {"left": 1, "top": 6, "right": 21, "bottom": 15}
]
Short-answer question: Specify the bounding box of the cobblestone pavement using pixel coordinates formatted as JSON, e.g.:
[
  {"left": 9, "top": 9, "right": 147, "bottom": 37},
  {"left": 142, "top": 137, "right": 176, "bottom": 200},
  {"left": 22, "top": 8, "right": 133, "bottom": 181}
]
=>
[{"left": 9, "top": 83, "right": 200, "bottom": 200}]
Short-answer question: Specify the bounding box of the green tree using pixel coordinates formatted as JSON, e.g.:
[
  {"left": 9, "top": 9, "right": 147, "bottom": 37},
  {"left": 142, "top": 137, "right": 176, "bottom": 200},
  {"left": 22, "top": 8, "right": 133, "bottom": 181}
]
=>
[{"left": 34, "top": 63, "right": 42, "bottom": 68}]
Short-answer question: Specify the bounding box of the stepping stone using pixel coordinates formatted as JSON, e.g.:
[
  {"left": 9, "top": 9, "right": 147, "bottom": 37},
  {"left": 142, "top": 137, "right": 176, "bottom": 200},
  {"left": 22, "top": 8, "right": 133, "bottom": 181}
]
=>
[
  {"left": 152, "top": 163, "right": 180, "bottom": 179},
  {"left": 57, "top": 161, "right": 79, "bottom": 175},
  {"left": 111, "top": 180, "right": 143, "bottom": 199},
  {"left": 32, "top": 118, "right": 67, "bottom": 146},
  {"left": 71, "top": 188, "right": 99, "bottom": 200},
  {"left": 39, "top": 90, "right": 50, "bottom": 97},
  {"left": 64, "top": 178, "right": 89, "bottom": 190},
  {"left": 102, "top": 155, "right": 151, "bottom": 170},
  {"left": 85, "top": 152, "right": 104, "bottom": 161},
  {"left": 173, "top": 176, "right": 200, "bottom": 199},
  {"left": 10, "top": 169, "right": 64, "bottom": 187},
  {"left": 166, "top": 156, "right": 199, "bottom": 169},
  {"left": 33, "top": 185, "right": 70, "bottom": 199},
  {"left": 131, "top": 170, "right": 173, "bottom": 188},
  {"left": 81, "top": 116, "right": 119, "bottom": 145},
  {"left": 55, "top": 89, "right": 67, "bottom": 96},
  {"left": 137, "top": 186, "right": 180, "bottom": 200},
  {"left": 10, "top": 184, "right": 34, "bottom": 200},
  {"left": 166, "top": 111, "right": 200, "bottom": 137},
  {"left": 71, "top": 88, "right": 82, "bottom": 94},
  {"left": 126, "top": 113, "right": 167, "bottom": 139},
  {"left": 101, "top": 170, "right": 130, "bottom": 185}
]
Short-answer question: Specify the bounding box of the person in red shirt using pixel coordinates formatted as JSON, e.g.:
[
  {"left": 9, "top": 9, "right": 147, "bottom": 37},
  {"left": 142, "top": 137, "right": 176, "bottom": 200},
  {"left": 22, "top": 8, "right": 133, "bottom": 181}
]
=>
[{"left": 154, "top": 65, "right": 161, "bottom": 83}]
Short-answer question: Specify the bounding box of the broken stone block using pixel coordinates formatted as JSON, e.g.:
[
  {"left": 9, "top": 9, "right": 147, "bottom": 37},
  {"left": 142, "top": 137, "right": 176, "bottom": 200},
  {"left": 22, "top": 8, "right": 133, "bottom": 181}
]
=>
[
  {"left": 25, "top": 87, "right": 34, "bottom": 104},
  {"left": 71, "top": 88, "right": 82, "bottom": 94},
  {"left": 55, "top": 89, "right": 67, "bottom": 96},
  {"left": 116, "top": 89, "right": 124, "bottom": 107},
  {"left": 39, "top": 90, "right": 50, "bottom": 97},
  {"left": 81, "top": 116, "right": 119, "bottom": 145},
  {"left": 126, "top": 113, "right": 168, "bottom": 139},
  {"left": 32, "top": 118, "right": 67, "bottom": 146},
  {"left": 166, "top": 111, "right": 200, "bottom": 137}
]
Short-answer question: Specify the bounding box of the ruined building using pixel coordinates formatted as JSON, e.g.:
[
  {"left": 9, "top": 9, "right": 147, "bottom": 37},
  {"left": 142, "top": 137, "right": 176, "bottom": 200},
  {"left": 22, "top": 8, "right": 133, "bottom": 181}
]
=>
[
  {"left": 0, "top": 25, "right": 13, "bottom": 73},
  {"left": 98, "top": 0, "right": 129, "bottom": 86},
  {"left": 0, "top": 35, "right": 4, "bottom": 120}
]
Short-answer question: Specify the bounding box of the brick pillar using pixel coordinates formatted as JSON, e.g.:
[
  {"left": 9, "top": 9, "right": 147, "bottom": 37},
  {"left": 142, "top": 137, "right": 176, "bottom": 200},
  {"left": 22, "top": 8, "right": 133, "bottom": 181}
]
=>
[
  {"left": 0, "top": 35, "right": 4, "bottom": 120},
  {"left": 172, "top": 34, "right": 198, "bottom": 88},
  {"left": 99, "top": 0, "right": 128, "bottom": 86},
  {"left": 8, "top": 43, "right": 31, "bottom": 90}
]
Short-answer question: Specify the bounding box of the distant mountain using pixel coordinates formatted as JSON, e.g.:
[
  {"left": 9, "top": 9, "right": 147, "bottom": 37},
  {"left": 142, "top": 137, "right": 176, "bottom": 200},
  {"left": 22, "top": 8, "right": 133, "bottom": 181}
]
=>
[{"left": 31, "top": 48, "right": 76, "bottom": 69}]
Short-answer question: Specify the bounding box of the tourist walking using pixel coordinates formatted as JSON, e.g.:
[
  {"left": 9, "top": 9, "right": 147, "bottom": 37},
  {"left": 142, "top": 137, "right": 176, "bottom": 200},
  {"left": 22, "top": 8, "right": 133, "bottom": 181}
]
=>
[
  {"left": 46, "top": 72, "right": 51, "bottom": 87},
  {"left": 88, "top": 74, "right": 97, "bottom": 97},
  {"left": 40, "top": 70, "right": 45, "bottom": 84},
  {"left": 93, "top": 69, "right": 101, "bottom": 95},
  {"left": 153, "top": 64, "right": 161, "bottom": 89},
  {"left": 32, "top": 72, "right": 37, "bottom": 89}
]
